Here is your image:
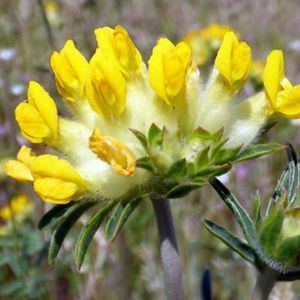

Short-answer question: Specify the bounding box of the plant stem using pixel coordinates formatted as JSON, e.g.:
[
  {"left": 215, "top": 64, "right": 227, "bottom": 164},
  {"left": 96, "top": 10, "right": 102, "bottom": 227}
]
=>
[
  {"left": 252, "top": 268, "right": 277, "bottom": 300},
  {"left": 150, "top": 193, "right": 184, "bottom": 300}
]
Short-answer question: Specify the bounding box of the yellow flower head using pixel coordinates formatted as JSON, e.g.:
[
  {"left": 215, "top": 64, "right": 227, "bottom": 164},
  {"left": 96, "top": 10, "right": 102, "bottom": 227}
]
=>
[
  {"left": 148, "top": 38, "right": 192, "bottom": 104},
  {"left": 50, "top": 40, "right": 89, "bottom": 102},
  {"left": 263, "top": 50, "right": 300, "bottom": 118},
  {"left": 0, "top": 194, "right": 33, "bottom": 221},
  {"left": 15, "top": 81, "right": 58, "bottom": 144},
  {"left": 86, "top": 48, "right": 127, "bottom": 117},
  {"left": 89, "top": 128, "right": 135, "bottom": 176},
  {"left": 5, "top": 25, "right": 300, "bottom": 206},
  {"left": 215, "top": 31, "right": 252, "bottom": 92},
  {"left": 95, "top": 25, "right": 142, "bottom": 77}
]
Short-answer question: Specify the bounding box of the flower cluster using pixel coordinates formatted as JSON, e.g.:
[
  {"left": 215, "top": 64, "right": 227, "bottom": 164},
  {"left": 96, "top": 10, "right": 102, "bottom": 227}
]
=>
[{"left": 4, "top": 25, "right": 300, "bottom": 205}]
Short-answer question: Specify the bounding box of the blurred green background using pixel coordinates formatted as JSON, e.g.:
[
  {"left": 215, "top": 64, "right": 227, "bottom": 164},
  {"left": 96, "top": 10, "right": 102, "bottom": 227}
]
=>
[{"left": 1, "top": 0, "right": 300, "bottom": 299}]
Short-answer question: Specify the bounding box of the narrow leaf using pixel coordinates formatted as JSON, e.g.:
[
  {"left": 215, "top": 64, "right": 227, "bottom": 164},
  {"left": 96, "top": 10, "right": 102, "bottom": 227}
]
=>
[
  {"left": 194, "top": 163, "right": 231, "bottom": 179},
  {"left": 165, "top": 182, "right": 203, "bottom": 198},
  {"left": 106, "top": 197, "right": 143, "bottom": 241},
  {"left": 129, "top": 128, "right": 148, "bottom": 151},
  {"left": 38, "top": 202, "right": 74, "bottom": 229},
  {"left": 166, "top": 158, "right": 187, "bottom": 179},
  {"left": 75, "top": 202, "right": 116, "bottom": 270},
  {"left": 203, "top": 219, "right": 257, "bottom": 265},
  {"left": 48, "top": 200, "right": 96, "bottom": 265},
  {"left": 148, "top": 123, "right": 164, "bottom": 147},
  {"left": 136, "top": 156, "right": 155, "bottom": 172},
  {"left": 286, "top": 143, "right": 298, "bottom": 206},
  {"left": 234, "top": 143, "right": 285, "bottom": 163},
  {"left": 210, "top": 178, "right": 258, "bottom": 248},
  {"left": 259, "top": 208, "right": 284, "bottom": 255}
]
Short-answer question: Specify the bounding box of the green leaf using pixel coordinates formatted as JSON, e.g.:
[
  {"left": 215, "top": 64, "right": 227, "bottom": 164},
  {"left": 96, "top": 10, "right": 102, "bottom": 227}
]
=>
[
  {"left": 166, "top": 159, "right": 187, "bottom": 179},
  {"left": 194, "top": 163, "right": 231, "bottom": 179},
  {"left": 75, "top": 202, "right": 116, "bottom": 270},
  {"left": 48, "top": 200, "right": 97, "bottom": 265},
  {"left": 188, "top": 126, "right": 212, "bottom": 141},
  {"left": 210, "top": 178, "right": 259, "bottom": 248},
  {"left": 136, "top": 156, "right": 155, "bottom": 172},
  {"left": 148, "top": 123, "right": 164, "bottom": 147},
  {"left": 106, "top": 196, "right": 143, "bottom": 241},
  {"left": 38, "top": 202, "right": 74, "bottom": 229},
  {"left": 213, "top": 145, "right": 242, "bottom": 165},
  {"left": 253, "top": 193, "right": 262, "bottom": 231},
  {"left": 129, "top": 128, "right": 148, "bottom": 151},
  {"left": 194, "top": 146, "right": 210, "bottom": 169},
  {"left": 234, "top": 143, "right": 285, "bottom": 163},
  {"left": 203, "top": 219, "right": 257, "bottom": 265},
  {"left": 259, "top": 207, "right": 284, "bottom": 255},
  {"left": 165, "top": 182, "right": 203, "bottom": 198},
  {"left": 276, "top": 235, "right": 300, "bottom": 266},
  {"left": 286, "top": 143, "right": 298, "bottom": 206}
]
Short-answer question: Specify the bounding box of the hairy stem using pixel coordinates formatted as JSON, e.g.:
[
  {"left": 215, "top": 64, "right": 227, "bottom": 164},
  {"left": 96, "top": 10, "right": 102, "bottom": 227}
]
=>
[
  {"left": 253, "top": 268, "right": 277, "bottom": 300},
  {"left": 150, "top": 193, "right": 184, "bottom": 300}
]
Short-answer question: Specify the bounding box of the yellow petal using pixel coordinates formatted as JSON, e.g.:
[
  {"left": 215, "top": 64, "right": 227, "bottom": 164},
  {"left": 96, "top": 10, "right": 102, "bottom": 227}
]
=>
[
  {"left": 17, "top": 145, "right": 36, "bottom": 165},
  {"left": 15, "top": 102, "right": 52, "bottom": 143},
  {"left": 27, "top": 81, "right": 58, "bottom": 138},
  {"left": 34, "top": 178, "right": 80, "bottom": 204},
  {"left": 148, "top": 38, "right": 191, "bottom": 104},
  {"left": 4, "top": 160, "right": 34, "bottom": 182},
  {"left": 95, "top": 25, "right": 142, "bottom": 77},
  {"left": 215, "top": 31, "right": 251, "bottom": 90},
  {"left": 16, "top": 81, "right": 58, "bottom": 144},
  {"left": 86, "top": 49, "right": 127, "bottom": 117},
  {"left": 4, "top": 146, "right": 36, "bottom": 182},
  {"left": 263, "top": 50, "right": 284, "bottom": 108},
  {"left": 50, "top": 40, "right": 89, "bottom": 102},
  {"left": 89, "top": 128, "right": 135, "bottom": 176},
  {"left": 231, "top": 42, "right": 251, "bottom": 83},
  {"left": 29, "top": 154, "right": 87, "bottom": 203},
  {"left": 215, "top": 31, "right": 238, "bottom": 86},
  {"left": 276, "top": 85, "right": 300, "bottom": 118}
]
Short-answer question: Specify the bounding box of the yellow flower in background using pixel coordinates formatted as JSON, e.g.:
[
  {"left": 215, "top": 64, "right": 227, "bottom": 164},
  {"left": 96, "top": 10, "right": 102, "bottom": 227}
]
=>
[
  {"left": 44, "top": 1, "right": 60, "bottom": 26},
  {"left": 263, "top": 50, "right": 300, "bottom": 118},
  {"left": 4, "top": 25, "right": 300, "bottom": 205},
  {"left": 0, "top": 194, "right": 33, "bottom": 221},
  {"left": 183, "top": 24, "right": 233, "bottom": 66},
  {"left": 148, "top": 38, "right": 192, "bottom": 104},
  {"left": 215, "top": 31, "right": 252, "bottom": 92}
]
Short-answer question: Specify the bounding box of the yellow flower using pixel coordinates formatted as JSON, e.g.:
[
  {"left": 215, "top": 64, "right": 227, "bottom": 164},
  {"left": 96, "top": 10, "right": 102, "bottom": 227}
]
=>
[
  {"left": 263, "top": 50, "right": 300, "bottom": 118},
  {"left": 183, "top": 24, "right": 233, "bottom": 66},
  {"left": 15, "top": 81, "right": 58, "bottom": 144},
  {"left": 0, "top": 194, "right": 33, "bottom": 220},
  {"left": 95, "top": 25, "right": 142, "bottom": 77},
  {"left": 5, "top": 146, "right": 88, "bottom": 204},
  {"left": 86, "top": 48, "right": 127, "bottom": 117},
  {"left": 4, "top": 146, "right": 35, "bottom": 182},
  {"left": 89, "top": 128, "right": 135, "bottom": 176},
  {"left": 215, "top": 31, "right": 252, "bottom": 92},
  {"left": 148, "top": 38, "right": 192, "bottom": 104},
  {"left": 50, "top": 40, "right": 89, "bottom": 102},
  {"left": 30, "top": 154, "right": 88, "bottom": 204}
]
